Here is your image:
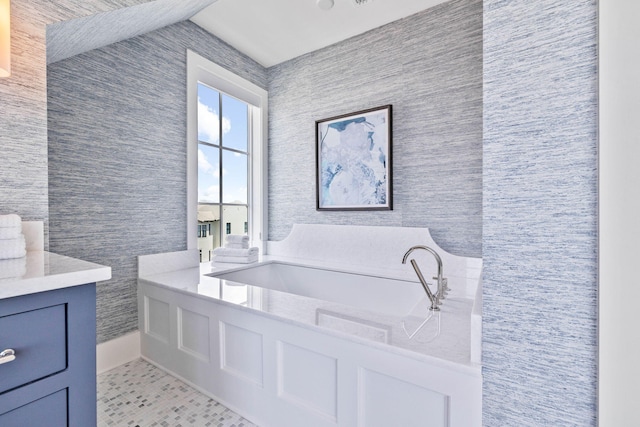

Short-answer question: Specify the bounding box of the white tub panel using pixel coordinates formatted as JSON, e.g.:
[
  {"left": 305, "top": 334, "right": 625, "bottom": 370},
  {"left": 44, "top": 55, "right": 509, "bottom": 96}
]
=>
[
  {"left": 145, "top": 296, "right": 170, "bottom": 344},
  {"left": 358, "top": 368, "right": 448, "bottom": 427},
  {"left": 138, "top": 225, "right": 482, "bottom": 426},
  {"left": 277, "top": 341, "right": 338, "bottom": 421},
  {"left": 178, "top": 307, "right": 210, "bottom": 362},
  {"left": 139, "top": 281, "right": 481, "bottom": 427},
  {"left": 220, "top": 322, "right": 264, "bottom": 387}
]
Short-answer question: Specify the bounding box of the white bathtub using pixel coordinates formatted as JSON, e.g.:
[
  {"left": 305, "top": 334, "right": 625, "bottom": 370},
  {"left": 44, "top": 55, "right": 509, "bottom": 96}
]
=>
[
  {"left": 138, "top": 225, "right": 482, "bottom": 427},
  {"left": 208, "top": 262, "right": 426, "bottom": 317}
]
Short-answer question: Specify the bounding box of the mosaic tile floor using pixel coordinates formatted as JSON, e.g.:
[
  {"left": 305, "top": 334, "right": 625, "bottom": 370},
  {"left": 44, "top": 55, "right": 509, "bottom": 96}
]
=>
[{"left": 97, "top": 358, "right": 257, "bottom": 427}]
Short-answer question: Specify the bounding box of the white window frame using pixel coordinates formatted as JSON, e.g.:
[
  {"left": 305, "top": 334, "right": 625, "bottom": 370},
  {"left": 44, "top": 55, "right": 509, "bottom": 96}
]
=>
[{"left": 186, "top": 50, "right": 268, "bottom": 253}]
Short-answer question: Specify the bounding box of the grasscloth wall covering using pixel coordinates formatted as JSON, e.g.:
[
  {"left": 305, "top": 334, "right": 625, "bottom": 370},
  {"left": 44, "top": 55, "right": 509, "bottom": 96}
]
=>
[
  {"left": 0, "top": 0, "right": 152, "bottom": 248},
  {"left": 47, "top": 21, "right": 267, "bottom": 343},
  {"left": 0, "top": 0, "right": 217, "bottom": 249},
  {"left": 482, "top": 0, "right": 598, "bottom": 425},
  {"left": 267, "top": 0, "right": 483, "bottom": 258}
]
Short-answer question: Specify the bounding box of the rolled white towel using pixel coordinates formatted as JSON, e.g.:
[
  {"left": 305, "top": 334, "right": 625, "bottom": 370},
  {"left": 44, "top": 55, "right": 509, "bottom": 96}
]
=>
[
  {"left": 211, "top": 254, "right": 259, "bottom": 264},
  {"left": 0, "top": 214, "right": 21, "bottom": 228},
  {"left": 0, "top": 234, "right": 26, "bottom": 260},
  {"left": 0, "top": 257, "right": 27, "bottom": 280},
  {"left": 0, "top": 226, "right": 22, "bottom": 240},
  {"left": 226, "top": 235, "right": 249, "bottom": 244},
  {"left": 213, "top": 247, "right": 258, "bottom": 257}
]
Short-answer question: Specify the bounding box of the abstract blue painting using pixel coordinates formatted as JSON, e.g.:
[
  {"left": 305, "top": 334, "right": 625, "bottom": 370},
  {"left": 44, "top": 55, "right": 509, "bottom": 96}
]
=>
[{"left": 316, "top": 105, "right": 392, "bottom": 210}]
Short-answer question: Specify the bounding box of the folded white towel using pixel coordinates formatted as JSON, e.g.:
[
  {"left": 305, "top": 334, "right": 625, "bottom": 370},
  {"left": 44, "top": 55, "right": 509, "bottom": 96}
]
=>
[
  {"left": 211, "top": 254, "right": 259, "bottom": 264},
  {"left": 225, "top": 242, "right": 249, "bottom": 249},
  {"left": 213, "top": 247, "right": 259, "bottom": 257},
  {"left": 226, "top": 235, "right": 249, "bottom": 244},
  {"left": 0, "top": 214, "right": 21, "bottom": 228},
  {"left": 0, "top": 234, "right": 26, "bottom": 260},
  {"left": 0, "top": 257, "right": 27, "bottom": 280},
  {"left": 0, "top": 226, "right": 21, "bottom": 240}
]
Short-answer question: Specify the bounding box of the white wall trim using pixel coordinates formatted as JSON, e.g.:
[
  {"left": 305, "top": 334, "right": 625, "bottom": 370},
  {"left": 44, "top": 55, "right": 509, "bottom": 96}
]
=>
[
  {"left": 599, "top": 0, "right": 640, "bottom": 425},
  {"left": 96, "top": 330, "right": 141, "bottom": 374}
]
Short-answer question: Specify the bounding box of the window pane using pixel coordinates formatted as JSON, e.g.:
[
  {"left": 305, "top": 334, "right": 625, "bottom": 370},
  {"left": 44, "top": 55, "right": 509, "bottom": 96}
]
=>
[
  {"left": 222, "top": 150, "right": 248, "bottom": 204},
  {"left": 221, "top": 94, "right": 248, "bottom": 152},
  {"left": 197, "top": 83, "right": 220, "bottom": 145},
  {"left": 223, "top": 205, "right": 248, "bottom": 237},
  {"left": 198, "top": 143, "right": 220, "bottom": 203},
  {"left": 197, "top": 204, "right": 220, "bottom": 262}
]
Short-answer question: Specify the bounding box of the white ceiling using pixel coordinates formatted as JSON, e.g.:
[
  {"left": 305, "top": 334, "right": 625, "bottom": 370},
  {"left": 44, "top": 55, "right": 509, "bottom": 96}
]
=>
[{"left": 190, "top": 0, "right": 448, "bottom": 68}]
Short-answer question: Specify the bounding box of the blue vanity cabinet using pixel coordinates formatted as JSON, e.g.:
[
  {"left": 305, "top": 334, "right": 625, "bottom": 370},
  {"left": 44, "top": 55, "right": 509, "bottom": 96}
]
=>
[{"left": 0, "top": 283, "right": 97, "bottom": 426}]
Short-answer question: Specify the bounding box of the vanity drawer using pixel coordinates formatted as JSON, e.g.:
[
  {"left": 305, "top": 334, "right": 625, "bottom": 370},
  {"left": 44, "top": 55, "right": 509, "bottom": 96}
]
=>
[
  {"left": 0, "top": 304, "right": 67, "bottom": 394},
  {"left": 0, "top": 389, "right": 68, "bottom": 427}
]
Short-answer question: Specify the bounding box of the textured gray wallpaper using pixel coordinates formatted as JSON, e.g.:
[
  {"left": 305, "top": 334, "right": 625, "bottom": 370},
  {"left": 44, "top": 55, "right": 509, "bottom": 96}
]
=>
[
  {"left": 482, "top": 0, "right": 598, "bottom": 425},
  {"left": 0, "top": 0, "right": 158, "bottom": 249},
  {"left": 267, "top": 0, "right": 483, "bottom": 258},
  {"left": 47, "top": 21, "right": 267, "bottom": 343}
]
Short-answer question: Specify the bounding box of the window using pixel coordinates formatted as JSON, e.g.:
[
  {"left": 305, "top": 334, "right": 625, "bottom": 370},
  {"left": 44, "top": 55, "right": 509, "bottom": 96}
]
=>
[
  {"left": 198, "top": 224, "right": 210, "bottom": 238},
  {"left": 187, "top": 50, "right": 268, "bottom": 261},
  {"left": 197, "top": 82, "right": 249, "bottom": 244}
]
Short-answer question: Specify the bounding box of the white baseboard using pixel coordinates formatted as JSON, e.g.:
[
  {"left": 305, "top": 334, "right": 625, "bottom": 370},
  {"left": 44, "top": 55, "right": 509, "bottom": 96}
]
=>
[{"left": 96, "top": 331, "right": 141, "bottom": 374}]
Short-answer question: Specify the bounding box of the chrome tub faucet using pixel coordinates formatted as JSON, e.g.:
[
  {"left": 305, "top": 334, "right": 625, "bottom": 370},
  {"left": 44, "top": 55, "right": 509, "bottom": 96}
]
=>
[{"left": 402, "top": 245, "right": 447, "bottom": 311}]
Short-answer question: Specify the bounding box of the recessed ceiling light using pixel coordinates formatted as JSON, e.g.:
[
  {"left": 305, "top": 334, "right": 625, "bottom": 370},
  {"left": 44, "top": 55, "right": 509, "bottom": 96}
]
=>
[{"left": 316, "top": 0, "right": 334, "bottom": 11}]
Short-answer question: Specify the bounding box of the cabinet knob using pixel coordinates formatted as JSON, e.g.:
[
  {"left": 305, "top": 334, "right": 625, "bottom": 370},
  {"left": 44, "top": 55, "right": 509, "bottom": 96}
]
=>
[{"left": 0, "top": 348, "right": 16, "bottom": 365}]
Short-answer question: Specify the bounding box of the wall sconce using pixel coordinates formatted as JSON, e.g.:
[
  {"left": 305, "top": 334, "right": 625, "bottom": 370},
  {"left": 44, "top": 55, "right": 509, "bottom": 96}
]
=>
[{"left": 0, "top": 0, "right": 10, "bottom": 77}]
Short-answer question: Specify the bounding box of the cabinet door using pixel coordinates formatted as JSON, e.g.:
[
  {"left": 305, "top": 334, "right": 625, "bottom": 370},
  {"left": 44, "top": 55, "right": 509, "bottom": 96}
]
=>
[
  {"left": 0, "top": 389, "right": 68, "bottom": 427},
  {"left": 0, "top": 304, "right": 67, "bottom": 394}
]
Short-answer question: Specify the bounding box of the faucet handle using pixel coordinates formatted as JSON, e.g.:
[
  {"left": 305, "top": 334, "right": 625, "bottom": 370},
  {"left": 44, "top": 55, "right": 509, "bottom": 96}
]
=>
[
  {"left": 433, "top": 277, "right": 449, "bottom": 301},
  {"left": 433, "top": 277, "right": 448, "bottom": 288}
]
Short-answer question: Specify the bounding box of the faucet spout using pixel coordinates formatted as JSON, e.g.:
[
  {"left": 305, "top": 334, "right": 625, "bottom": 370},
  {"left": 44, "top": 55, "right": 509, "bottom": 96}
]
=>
[{"left": 402, "top": 245, "right": 446, "bottom": 310}]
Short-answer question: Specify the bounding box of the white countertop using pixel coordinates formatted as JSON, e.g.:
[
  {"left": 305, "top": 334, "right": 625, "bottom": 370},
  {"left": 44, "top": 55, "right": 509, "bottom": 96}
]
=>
[{"left": 0, "top": 251, "right": 111, "bottom": 299}]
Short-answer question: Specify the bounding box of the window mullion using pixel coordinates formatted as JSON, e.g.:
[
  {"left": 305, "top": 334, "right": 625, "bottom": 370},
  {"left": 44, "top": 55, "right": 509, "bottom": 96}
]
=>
[
  {"left": 246, "top": 107, "right": 251, "bottom": 237},
  {"left": 218, "top": 92, "right": 224, "bottom": 242}
]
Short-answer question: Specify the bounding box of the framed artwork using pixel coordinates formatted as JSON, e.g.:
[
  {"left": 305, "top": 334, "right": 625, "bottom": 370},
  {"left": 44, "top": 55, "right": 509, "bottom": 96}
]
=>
[{"left": 316, "top": 105, "right": 392, "bottom": 211}]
